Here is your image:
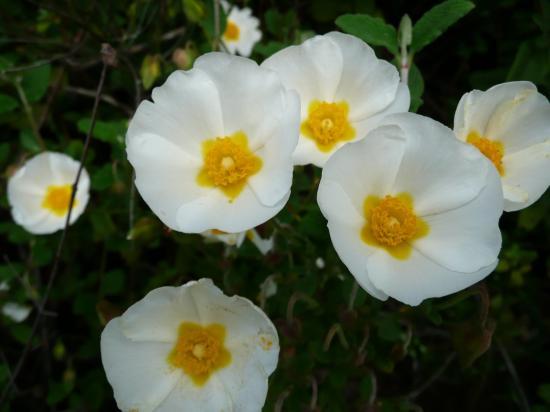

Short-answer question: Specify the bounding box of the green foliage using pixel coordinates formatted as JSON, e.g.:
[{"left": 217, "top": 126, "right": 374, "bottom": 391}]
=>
[
  {"left": 411, "top": 0, "right": 475, "bottom": 53},
  {"left": 336, "top": 14, "right": 398, "bottom": 55}
]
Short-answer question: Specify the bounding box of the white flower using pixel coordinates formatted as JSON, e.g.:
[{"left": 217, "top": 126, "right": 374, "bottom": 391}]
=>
[
  {"left": 126, "top": 52, "right": 299, "bottom": 233},
  {"left": 2, "top": 302, "right": 32, "bottom": 322},
  {"left": 317, "top": 113, "right": 503, "bottom": 306},
  {"left": 202, "top": 228, "right": 275, "bottom": 255},
  {"left": 221, "top": 2, "right": 262, "bottom": 57},
  {"left": 7, "top": 152, "right": 90, "bottom": 234},
  {"left": 101, "top": 278, "right": 279, "bottom": 412},
  {"left": 262, "top": 31, "right": 410, "bottom": 167},
  {"left": 454, "top": 81, "right": 550, "bottom": 211}
]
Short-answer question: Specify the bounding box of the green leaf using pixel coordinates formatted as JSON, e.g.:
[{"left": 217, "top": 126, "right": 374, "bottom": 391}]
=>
[
  {"left": 140, "top": 54, "right": 161, "bottom": 90},
  {"left": 76, "top": 118, "right": 126, "bottom": 145},
  {"left": 411, "top": 0, "right": 475, "bottom": 53},
  {"left": 0, "top": 93, "right": 18, "bottom": 114},
  {"left": 91, "top": 164, "right": 114, "bottom": 191},
  {"left": 408, "top": 64, "right": 424, "bottom": 112},
  {"left": 254, "top": 41, "right": 287, "bottom": 57},
  {"left": 100, "top": 269, "right": 125, "bottom": 296},
  {"left": 182, "top": 0, "right": 205, "bottom": 23},
  {"left": 19, "top": 129, "right": 41, "bottom": 153},
  {"left": 335, "top": 14, "right": 398, "bottom": 55},
  {"left": 21, "top": 63, "right": 51, "bottom": 102}
]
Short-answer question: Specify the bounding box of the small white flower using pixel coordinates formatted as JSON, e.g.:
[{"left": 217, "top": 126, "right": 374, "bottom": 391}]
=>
[
  {"left": 101, "top": 278, "right": 279, "bottom": 412},
  {"left": 7, "top": 152, "right": 90, "bottom": 234},
  {"left": 454, "top": 81, "right": 550, "bottom": 211},
  {"left": 317, "top": 113, "right": 503, "bottom": 306},
  {"left": 262, "top": 31, "right": 410, "bottom": 167},
  {"left": 221, "top": 2, "right": 262, "bottom": 57},
  {"left": 126, "top": 52, "right": 299, "bottom": 233},
  {"left": 2, "top": 302, "right": 32, "bottom": 322}
]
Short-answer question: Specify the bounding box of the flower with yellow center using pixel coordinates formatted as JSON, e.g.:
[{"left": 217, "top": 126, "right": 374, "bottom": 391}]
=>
[
  {"left": 262, "top": 31, "right": 410, "bottom": 167},
  {"left": 100, "top": 278, "right": 279, "bottom": 412},
  {"left": 317, "top": 113, "right": 503, "bottom": 305},
  {"left": 7, "top": 152, "right": 90, "bottom": 234},
  {"left": 454, "top": 81, "right": 550, "bottom": 211},
  {"left": 221, "top": 2, "right": 262, "bottom": 57},
  {"left": 126, "top": 52, "right": 299, "bottom": 233}
]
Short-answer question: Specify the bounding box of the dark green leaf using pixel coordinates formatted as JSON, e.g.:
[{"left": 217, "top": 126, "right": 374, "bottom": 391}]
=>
[
  {"left": 0, "top": 93, "right": 18, "bottom": 114},
  {"left": 77, "top": 118, "right": 127, "bottom": 145},
  {"left": 408, "top": 63, "right": 424, "bottom": 112},
  {"left": 19, "top": 129, "right": 41, "bottom": 153},
  {"left": 91, "top": 164, "right": 114, "bottom": 191},
  {"left": 100, "top": 269, "right": 125, "bottom": 296},
  {"left": 411, "top": 0, "right": 475, "bottom": 53},
  {"left": 21, "top": 64, "right": 51, "bottom": 102},
  {"left": 335, "top": 14, "right": 398, "bottom": 55}
]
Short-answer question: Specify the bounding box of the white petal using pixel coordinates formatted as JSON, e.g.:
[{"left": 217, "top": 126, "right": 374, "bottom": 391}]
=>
[
  {"left": 128, "top": 69, "right": 224, "bottom": 157},
  {"left": 388, "top": 113, "right": 489, "bottom": 215},
  {"left": 119, "top": 285, "right": 201, "bottom": 343},
  {"left": 194, "top": 53, "right": 291, "bottom": 148},
  {"left": 453, "top": 81, "right": 536, "bottom": 141},
  {"left": 261, "top": 35, "right": 343, "bottom": 105},
  {"left": 325, "top": 221, "right": 388, "bottom": 301},
  {"left": 100, "top": 318, "right": 180, "bottom": 412},
  {"left": 247, "top": 229, "right": 275, "bottom": 255},
  {"left": 155, "top": 378, "right": 231, "bottom": 412},
  {"left": 319, "top": 125, "right": 407, "bottom": 212},
  {"left": 367, "top": 249, "right": 498, "bottom": 306},
  {"left": 247, "top": 91, "right": 299, "bottom": 206},
  {"left": 326, "top": 32, "right": 401, "bottom": 120},
  {"left": 414, "top": 164, "right": 503, "bottom": 273},
  {"left": 2, "top": 302, "right": 31, "bottom": 322},
  {"left": 127, "top": 132, "right": 204, "bottom": 229},
  {"left": 317, "top": 180, "right": 363, "bottom": 227},
  {"left": 176, "top": 186, "right": 290, "bottom": 233},
  {"left": 490, "top": 91, "right": 550, "bottom": 154},
  {"left": 501, "top": 140, "right": 550, "bottom": 211}
]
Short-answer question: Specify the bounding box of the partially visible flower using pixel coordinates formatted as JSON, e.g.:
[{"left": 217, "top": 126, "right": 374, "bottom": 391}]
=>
[
  {"left": 2, "top": 302, "right": 31, "bottom": 322},
  {"left": 221, "top": 2, "right": 262, "bottom": 57},
  {"left": 126, "top": 52, "right": 299, "bottom": 233},
  {"left": 7, "top": 152, "right": 90, "bottom": 234},
  {"left": 454, "top": 81, "right": 550, "bottom": 211},
  {"left": 202, "top": 228, "right": 275, "bottom": 255},
  {"left": 101, "top": 278, "right": 279, "bottom": 412},
  {"left": 317, "top": 113, "right": 503, "bottom": 306},
  {"left": 262, "top": 31, "right": 410, "bottom": 167}
]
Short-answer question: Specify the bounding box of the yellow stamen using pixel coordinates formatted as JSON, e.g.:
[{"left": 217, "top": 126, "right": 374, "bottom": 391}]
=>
[
  {"left": 167, "top": 322, "right": 231, "bottom": 386},
  {"left": 467, "top": 131, "right": 505, "bottom": 175},
  {"left": 197, "top": 131, "right": 262, "bottom": 201},
  {"left": 301, "top": 100, "right": 355, "bottom": 152},
  {"left": 223, "top": 21, "right": 240, "bottom": 41},
  {"left": 361, "top": 194, "right": 429, "bottom": 260},
  {"left": 41, "top": 185, "right": 75, "bottom": 216}
]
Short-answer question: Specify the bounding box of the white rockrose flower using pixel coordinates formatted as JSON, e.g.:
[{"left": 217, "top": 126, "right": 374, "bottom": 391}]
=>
[
  {"left": 101, "top": 278, "right": 279, "bottom": 412},
  {"left": 454, "top": 81, "right": 550, "bottom": 212},
  {"left": 221, "top": 2, "right": 262, "bottom": 57},
  {"left": 262, "top": 31, "right": 410, "bottom": 167},
  {"left": 126, "top": 52, "right": 299, "bottom": 233},
  {"left": 7, "top": 152, "right": 90, "bottom": 234},
  {"left": 317, "top": 113, "right": 503, "bottom": 306},
  {"left": 202, "top": 228, "right": 275, "bottom": 255}
]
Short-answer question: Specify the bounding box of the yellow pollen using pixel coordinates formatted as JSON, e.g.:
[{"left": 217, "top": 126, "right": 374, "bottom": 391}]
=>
[
  {"left": 223, "top": 21, "right": 240, "bottom": 41},
  {"left": 41, "top": 184, "right": 76, "bottom": 216},
  {"left": 467, "top": 131, "right": 505, "bottom": 175},
  {"left": 197, "top": 131, "right": 262, "bottom": 201},
  {"left": 301, "top": 100, "right": 355, "bottom": 152},
  {"left": 361, "top": 194, "right": 429, "bottom": 260},
  {"left": 168, "top": 322, "right": 231, "bottom": 386}
]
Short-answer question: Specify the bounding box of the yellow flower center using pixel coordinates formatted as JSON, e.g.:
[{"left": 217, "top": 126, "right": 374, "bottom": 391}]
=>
[
  {"left": 41, "top": 184, "right": 75, "bottom": 216},
  {"left": 361, "top": 194, "right": 429, "bottom": 260},
  {"left": 223, "top": 21, "right": 240, "bottom": 41},
  {"left": 301, "top": 100, "right": 355, "bottom": 152},
  {"left": 197, "top": 131, "right": 262, "bottom": 201},
  {"left": 467, "top": 131, "right": 505, "bottom": 175},
  {"left": 167, "top": 322, "right": 231, "bottom": 386}
]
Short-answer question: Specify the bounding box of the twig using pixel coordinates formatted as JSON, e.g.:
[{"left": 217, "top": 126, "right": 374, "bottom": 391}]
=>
[
  {"left": 407, "top": 352, "right": 456, "bottom": 399},
  {"left": 0, "top": 44, "right": 114, "bottom": 406},
  {"left": 323, "top": 323, "right": 349, "bottom": 351},
  {"left": 348, "top": 280, "right": 359, "bottom": 311},
  {"left": 213, "top": 0, "right": 221, "bottom": 51},
  {"left": 309, "top": 376, "right": 318, "bottom": 411},
  {"left": 274, "top": 388, "right": 292, "bottom": 412},
  {"left": 497, "top": 339, "right": 530, "bottom": 412},
  {"left": 12, "top": 77, "right": 46, "bottom": 150},
  {"left": 65, "top": 85, "right": 133, "bottom": 115}
]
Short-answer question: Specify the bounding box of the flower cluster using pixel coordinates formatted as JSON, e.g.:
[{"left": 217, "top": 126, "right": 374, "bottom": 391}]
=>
[{"left": 6, "top": 6, "right": 550, "bottom": 411}]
